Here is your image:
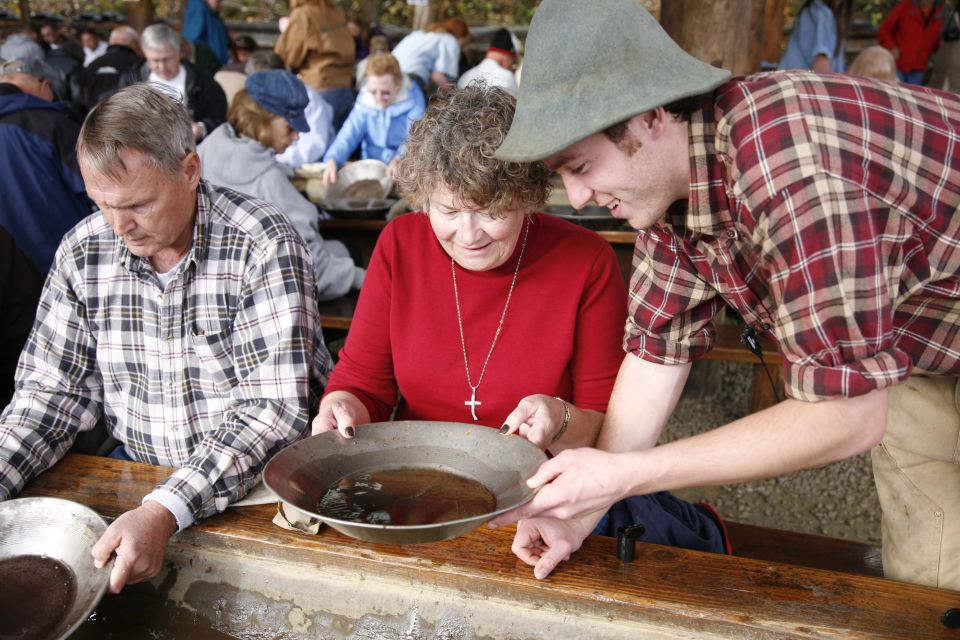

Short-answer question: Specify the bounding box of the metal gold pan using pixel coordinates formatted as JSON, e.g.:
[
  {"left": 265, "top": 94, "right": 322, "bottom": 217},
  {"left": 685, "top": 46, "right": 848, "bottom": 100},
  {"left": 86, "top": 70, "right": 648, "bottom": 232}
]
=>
[
  {"left": 263, "top": 421, "right": 547, "bottom": 544},
  {"left": 0, "top": 497, "right": 112, "bottom": 639}
]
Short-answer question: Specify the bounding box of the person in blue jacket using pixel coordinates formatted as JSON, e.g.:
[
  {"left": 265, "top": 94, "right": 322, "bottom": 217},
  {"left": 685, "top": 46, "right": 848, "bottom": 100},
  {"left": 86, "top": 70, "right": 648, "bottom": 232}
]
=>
[
  {"left": 779, "top": 0, "right": 847, "bottom": 73},
  {"left": 321, "top": 53, "right": 425, "bottom": 185},
  {"left": 182, "top": 0, "right": 230, "bottom": 77},
  {"left": 0, "top": 58, "right": 93, "bottom": 407}
]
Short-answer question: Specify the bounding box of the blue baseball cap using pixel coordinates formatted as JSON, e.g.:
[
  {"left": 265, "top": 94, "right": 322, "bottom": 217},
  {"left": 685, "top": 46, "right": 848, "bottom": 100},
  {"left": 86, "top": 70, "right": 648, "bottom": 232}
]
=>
[{"left": 245, "top": 70, "right": 310, "bottom": 133}]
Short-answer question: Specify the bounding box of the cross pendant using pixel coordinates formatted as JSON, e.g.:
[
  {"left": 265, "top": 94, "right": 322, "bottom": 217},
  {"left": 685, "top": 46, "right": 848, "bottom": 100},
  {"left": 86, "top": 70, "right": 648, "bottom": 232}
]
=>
[{"left": 464, "top": 388, "right": 481, "bottom": 421}]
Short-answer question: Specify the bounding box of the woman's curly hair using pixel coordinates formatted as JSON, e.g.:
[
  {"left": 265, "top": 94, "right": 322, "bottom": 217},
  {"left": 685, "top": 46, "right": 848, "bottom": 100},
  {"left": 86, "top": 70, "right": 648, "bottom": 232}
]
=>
[{"left": 395, "top": 83, "right": 551, "bottom": 218}]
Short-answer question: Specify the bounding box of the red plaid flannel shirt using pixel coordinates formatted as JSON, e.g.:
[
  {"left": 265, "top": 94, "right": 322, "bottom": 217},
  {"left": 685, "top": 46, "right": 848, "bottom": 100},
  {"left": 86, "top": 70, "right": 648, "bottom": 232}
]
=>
[{"left": 625, "top": 71, "right": 960, "bottom": 401}]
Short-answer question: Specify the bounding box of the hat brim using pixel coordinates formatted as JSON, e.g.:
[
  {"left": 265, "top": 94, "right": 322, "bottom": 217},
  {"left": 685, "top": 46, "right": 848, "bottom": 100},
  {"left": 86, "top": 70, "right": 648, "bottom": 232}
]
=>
[
  {"left": 494, "top": 0, "right": 731, "bottom": 163},
  {"left": 288, "top": 113, "right": 310, "bottom": 133}
]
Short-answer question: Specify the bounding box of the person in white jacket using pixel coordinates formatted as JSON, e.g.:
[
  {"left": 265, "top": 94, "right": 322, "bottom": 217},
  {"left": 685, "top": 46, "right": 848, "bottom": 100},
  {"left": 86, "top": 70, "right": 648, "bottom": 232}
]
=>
[{"left": 198, "top": 70, "right": 364, "bottom": 301}]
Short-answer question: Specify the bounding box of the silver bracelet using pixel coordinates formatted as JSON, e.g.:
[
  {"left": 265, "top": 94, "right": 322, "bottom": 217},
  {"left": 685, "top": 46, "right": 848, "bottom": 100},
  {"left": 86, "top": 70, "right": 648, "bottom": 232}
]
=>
[{"left": 552, "top": 397, "right": 570, "bottom": 443}]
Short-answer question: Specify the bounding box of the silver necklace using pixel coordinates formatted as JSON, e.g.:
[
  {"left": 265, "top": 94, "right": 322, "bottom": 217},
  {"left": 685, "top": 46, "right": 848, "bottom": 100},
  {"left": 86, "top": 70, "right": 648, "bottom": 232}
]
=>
[{"left": 451, "top": 218, "right": 531, "bottom": 420}]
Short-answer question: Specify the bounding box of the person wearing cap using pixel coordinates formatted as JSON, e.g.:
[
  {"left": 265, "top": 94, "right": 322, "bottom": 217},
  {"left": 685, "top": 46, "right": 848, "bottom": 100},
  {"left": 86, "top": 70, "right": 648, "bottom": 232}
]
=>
[
  {"left": 0, "top": 82, "right": 330, "bottom": 593},
  {"left": 321, "top": 52, "right": 425, "bottom": 186},
  {"left": 0, "top": 57, "right": 93, "bottom": 408},
  {"left": 221, "top": 35, "right": 257, "bottom": 73},
  {"left": 198, "top": 70, "right": 364, "bottom": 301},
  {"left": 119, "top": 23, "right": 227, "bottom": 142},
  {"left": 457, "top": 28, "right": 519, "bottom": 96},
  {"left": 488, "top": 0, "right": 960, "bottom": 590}
]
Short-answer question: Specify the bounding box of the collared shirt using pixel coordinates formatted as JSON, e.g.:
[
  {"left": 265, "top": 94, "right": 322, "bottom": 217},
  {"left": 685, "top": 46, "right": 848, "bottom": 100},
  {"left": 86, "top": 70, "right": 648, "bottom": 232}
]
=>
[
  {"left": 149, "top": 64, "right": 188, "bottom": 103},
  {"left": 0, "top": 180, "right": 332, "bottom": 528},
  {"left": 625, "top": 71, "right": 960, "bottom": 402}
]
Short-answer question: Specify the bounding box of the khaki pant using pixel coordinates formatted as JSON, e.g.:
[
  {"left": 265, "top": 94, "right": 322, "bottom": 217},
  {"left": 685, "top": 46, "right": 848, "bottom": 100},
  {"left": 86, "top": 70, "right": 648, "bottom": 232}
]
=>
[{"left": 871, "top": 376, "right": 960, "bottom": 590}]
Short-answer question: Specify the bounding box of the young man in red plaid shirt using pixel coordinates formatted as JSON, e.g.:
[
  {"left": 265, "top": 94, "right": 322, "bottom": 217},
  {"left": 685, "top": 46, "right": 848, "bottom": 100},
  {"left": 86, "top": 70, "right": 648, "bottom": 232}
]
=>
[{"left": 490, "top": 0, "right": 960, "bottom": 590}]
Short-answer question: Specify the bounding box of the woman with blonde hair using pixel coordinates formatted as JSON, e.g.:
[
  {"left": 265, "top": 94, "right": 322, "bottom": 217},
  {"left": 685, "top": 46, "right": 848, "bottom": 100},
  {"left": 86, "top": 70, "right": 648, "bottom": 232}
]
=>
[
  {"left": 322, "top": 53, "right": 426, "bottom": 184},
  {"left": 847, "top": 45, "right": 898, "bottom": 82},
  {"left": 198, "top": 70, "right": 364, "bottom": 301}
]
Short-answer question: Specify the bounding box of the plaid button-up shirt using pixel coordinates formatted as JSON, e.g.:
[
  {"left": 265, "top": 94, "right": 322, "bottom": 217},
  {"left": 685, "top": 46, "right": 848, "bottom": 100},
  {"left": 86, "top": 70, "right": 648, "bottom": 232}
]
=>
[
  {"left": 626, "top": 71, "right": 960, "bottom": 401},
  {"left": 0, "top": 180, "right": 332, "bottom": 527}
]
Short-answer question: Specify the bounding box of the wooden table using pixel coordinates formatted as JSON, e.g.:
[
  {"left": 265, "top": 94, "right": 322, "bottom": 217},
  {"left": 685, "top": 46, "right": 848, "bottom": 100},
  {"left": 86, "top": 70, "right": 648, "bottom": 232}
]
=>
[{"left": 21, "top": 453, "right": 960, "bottom": 639}]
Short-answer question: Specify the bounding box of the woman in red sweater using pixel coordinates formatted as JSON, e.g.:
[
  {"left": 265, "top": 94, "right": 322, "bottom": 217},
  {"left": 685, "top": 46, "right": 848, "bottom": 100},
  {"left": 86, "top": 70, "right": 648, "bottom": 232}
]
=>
[{"left": 312, "top": 85, "right": 729, "bottom": 574}]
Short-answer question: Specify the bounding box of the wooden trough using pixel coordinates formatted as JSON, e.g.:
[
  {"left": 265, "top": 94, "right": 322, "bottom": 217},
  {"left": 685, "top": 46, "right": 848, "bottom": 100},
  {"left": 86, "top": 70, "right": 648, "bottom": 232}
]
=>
[{"left": 22, "top": 454, "right": 960, "bottom": 639}]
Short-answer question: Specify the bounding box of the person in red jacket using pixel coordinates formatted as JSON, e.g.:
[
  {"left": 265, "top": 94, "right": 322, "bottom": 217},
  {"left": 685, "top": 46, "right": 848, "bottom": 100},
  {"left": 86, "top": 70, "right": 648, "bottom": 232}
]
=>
[{"left": 878, "top": 0, "right": 945, "bottom": 84}]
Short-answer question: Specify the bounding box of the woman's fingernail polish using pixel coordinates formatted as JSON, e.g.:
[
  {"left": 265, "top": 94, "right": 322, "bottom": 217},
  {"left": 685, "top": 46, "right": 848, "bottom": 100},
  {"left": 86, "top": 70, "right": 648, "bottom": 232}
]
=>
[
  {"left": 499, "top": 424, "right": 510, "bottom": 434},
  {"left": 345, "top": 426, "right": 355, "bottom": 437}
]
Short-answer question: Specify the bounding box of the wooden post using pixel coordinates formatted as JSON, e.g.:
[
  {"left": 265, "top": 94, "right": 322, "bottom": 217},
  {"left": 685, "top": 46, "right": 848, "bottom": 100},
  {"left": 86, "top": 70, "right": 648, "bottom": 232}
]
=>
[
  {"left": 124, "top": 0, "right": 156, "bottom": 34},
  {"left": 660, "top": 0, "right": 785, "bottom": 76},
  {"left": 411, "top": 0, "right": 433, "bottom": 31},
  {"left": 18, "top": 0, "right": 30, "bottom": 28},
  {"left": 362, "top": 0, "right": 379, "bottom": 26}
]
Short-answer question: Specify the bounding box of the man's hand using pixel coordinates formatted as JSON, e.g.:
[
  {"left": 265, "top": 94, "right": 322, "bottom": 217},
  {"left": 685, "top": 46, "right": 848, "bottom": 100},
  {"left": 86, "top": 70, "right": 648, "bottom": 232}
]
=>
[
  {"left": 511, "top": 516, "right": 594, "bottom": 580},
  {"left": 91, "top": 501, "right": 177, "bottom": 593},
  {"left": 489, "top": 448, "right": 634, "bottom": 528}
]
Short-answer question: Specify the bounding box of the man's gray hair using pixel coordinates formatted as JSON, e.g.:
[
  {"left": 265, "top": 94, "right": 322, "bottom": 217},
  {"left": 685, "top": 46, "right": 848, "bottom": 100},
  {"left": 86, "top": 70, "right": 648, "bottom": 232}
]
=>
[
  {"left": 109, "top": 26, "right": 142, "bottom": 48},
  {"left": 244, "top": 51, "right": 284, "bottom": 75},
  {"left": 141, "top": 23, "right": 181, "bottom": 53},
  {"left": 78, "top": 83, "right": 195, "bottom": 182}
]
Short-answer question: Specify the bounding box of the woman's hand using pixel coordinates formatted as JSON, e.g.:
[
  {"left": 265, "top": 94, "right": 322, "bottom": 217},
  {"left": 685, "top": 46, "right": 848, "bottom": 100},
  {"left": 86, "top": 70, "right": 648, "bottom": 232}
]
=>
[
  {"left": 313, "top": 391, "right": 370, "bottom": 437},
  {"left": 322, "top": 160, "right": 338, "bottom": 186},
  {"left": 500, "top": 394, "right": 567, "bottom": 450}
]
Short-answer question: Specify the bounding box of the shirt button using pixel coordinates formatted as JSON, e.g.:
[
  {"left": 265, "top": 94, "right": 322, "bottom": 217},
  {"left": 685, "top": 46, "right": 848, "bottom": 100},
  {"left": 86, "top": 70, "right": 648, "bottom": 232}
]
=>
[{"left": 726, "top": 229, "right": 737, "bottom": 239}]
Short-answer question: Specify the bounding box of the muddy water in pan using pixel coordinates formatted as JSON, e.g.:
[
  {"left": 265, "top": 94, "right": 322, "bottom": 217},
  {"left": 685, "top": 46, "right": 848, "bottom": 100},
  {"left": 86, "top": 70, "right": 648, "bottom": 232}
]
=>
[
  {"left": 319, "top": 467, "right": 496, "bottom": 525},
  {"left": 0, "top": 555, "right": 76, "bottom": 640}
]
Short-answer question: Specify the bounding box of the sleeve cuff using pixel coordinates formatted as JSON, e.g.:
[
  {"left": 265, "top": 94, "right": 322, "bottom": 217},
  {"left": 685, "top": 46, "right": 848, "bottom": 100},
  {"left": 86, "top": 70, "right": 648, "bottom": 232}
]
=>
[{"left": 143, "top": 490, "right": 195, "bottom": 533}]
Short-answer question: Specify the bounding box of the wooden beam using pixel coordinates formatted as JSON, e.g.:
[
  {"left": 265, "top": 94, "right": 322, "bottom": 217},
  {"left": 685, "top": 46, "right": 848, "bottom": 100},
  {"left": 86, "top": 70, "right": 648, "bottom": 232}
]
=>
[
  {"left": 123, "top": 0, "right": 155, "bottom": 34},
  {"left": 18, "top": 0, "right": 29, "bottom": 28}
]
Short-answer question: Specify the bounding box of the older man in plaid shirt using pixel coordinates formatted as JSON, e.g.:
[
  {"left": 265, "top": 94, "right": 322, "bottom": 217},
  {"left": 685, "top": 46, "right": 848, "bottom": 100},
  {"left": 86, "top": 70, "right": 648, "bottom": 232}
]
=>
[
  {"left": 0, "top": 83, "right": 331, "bottom": 593},
  {"left": 490, "top": 0, "right": 960, "bottom": 590}
]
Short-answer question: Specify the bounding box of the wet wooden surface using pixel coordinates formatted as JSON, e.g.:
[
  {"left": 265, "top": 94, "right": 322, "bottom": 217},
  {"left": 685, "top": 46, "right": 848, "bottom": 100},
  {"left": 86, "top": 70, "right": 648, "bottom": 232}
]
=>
[{"left": 21, "top": 453, "right": 960, "bottom": 639}]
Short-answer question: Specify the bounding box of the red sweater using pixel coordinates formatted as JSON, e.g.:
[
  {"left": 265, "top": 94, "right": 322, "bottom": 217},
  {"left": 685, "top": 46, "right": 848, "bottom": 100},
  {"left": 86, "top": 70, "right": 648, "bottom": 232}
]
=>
[
  {"left": 325, "top": 212, "right": 628, "bottom": 428},
  {"left": 878, "top": 0, "right": 944, "bottom": 73}
]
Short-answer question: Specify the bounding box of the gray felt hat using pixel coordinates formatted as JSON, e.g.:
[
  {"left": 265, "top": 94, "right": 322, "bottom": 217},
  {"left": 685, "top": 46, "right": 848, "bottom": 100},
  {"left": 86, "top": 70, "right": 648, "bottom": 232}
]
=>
[{"left": 496, "top": 0, "right": 731, "bottom": 162}]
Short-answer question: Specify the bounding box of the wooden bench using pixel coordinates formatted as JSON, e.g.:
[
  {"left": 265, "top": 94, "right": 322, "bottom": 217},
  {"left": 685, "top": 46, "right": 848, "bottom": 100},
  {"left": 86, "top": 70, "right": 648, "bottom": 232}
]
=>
[
  {"left": 724, "top": 520, "right": 882, "bottom": 578},
  {"left": 23, "top": 454, "right": 958, "bottom": 639}
]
